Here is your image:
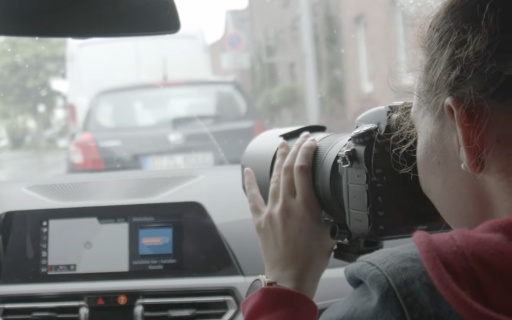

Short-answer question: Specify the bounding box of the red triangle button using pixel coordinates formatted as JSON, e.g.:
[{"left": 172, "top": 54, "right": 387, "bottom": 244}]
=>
[{"left": 97, "top": 297, "right": 105, "bottom": 305}]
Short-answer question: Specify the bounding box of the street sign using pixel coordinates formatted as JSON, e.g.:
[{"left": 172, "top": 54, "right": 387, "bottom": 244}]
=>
[{"left": 225, "top": 30, "right": 246, "bottom": 52}]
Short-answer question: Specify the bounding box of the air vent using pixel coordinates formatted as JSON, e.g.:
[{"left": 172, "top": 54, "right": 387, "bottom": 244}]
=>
[
  {"left": 0, "top": 301, "right": 88, "bottom": 320},
  {"left": 134, "top": 296, "right": 237, "bottom": 320},
  {"left": 24, "top": 175, "right": 200, "bottom": 203}
]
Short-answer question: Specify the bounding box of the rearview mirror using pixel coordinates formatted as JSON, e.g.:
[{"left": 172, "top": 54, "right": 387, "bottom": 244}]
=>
[{"left": 0, "top": 0, "right": 181, "bottom": 38}]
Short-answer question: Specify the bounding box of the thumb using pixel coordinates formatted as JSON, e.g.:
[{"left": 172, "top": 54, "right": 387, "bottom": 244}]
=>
[{"left": 244, "top": 168, "right": 266, "bottom": 219}]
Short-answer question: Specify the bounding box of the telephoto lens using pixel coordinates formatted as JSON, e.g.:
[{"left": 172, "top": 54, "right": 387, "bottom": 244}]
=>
[{"left": 241, "top": 103, "right": 450, "bottom": 261}]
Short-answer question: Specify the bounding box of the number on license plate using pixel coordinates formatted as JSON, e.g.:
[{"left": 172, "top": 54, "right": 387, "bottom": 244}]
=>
[{"left": 141, "top": 153, "right": 215, "bottom": 170}]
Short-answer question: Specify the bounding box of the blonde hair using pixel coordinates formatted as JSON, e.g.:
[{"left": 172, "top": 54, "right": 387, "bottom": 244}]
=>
[
  {"left": 392, "top": 0, "right": 512, "bottom": 172},
  {"left": 420, "top": 0, "right": 512, "bottom": 113}
]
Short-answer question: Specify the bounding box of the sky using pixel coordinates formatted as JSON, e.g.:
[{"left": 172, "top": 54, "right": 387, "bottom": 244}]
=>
[{"left": 174, "top": 0, "right": 248, "bottom": 44}]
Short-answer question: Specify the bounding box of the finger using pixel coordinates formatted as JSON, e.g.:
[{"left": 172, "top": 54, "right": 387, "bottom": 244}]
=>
[
  {"left": 268, "top": 141, "right": 290, "bottom": 205},
  {"left": 281, "top": 132, "right": 310, "bottom": 198},
  {"left": 295, "top": 137, "right": 317, "bottom": 201},
  {"left": 244, "top": 168, "right": 266, "bottom": 219}
]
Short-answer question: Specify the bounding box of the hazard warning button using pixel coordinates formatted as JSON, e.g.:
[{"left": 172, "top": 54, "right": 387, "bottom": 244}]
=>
[{"left": 87, "top": 296, "right": 112, "bottom": 306}]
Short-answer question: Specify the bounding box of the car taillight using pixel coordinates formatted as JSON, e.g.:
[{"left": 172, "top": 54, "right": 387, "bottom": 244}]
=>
[
  {"left": 69, "top": 104, "right": 77, "bottom": 126},
  {"left": 69, "top": 132, "right": 105, "bottom": 170},
  {"left": 253, "top": 120, "right": 267, "bottom": 137}
]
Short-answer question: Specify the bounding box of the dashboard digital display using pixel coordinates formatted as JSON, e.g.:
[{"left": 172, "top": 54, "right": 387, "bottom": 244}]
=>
[
  {"left": 0, "top": 202, "right": 240, "bottom": 284},
  {"left": 139, "top": 227, "right": 173, "bottom": 256},
  {"left": 42, "top": 217, "right": 177, "bottom": 275},
  {"left": 47, "top": 218, "right": 129, "bottom": 274}
]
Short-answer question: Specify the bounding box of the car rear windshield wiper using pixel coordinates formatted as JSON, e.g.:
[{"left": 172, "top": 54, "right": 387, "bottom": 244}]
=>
[
  {"left": 171, "top": 115, "right": 229, "bottom": 165},
  {"left": 170, "top": 115, "right": 220, "bottom": 129}
]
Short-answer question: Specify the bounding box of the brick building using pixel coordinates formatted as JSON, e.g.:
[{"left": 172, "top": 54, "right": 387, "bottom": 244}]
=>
[{"left": 211, "top": 0, "right": 424, "bottom": 131}]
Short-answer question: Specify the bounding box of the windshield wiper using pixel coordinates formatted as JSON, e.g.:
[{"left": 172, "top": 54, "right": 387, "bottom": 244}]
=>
[
  {"left": 170, "top": 115, "right": 219, "bottom": 128},
  {"left": 170, "top": 115, "right": 229, "bottom": 165}
]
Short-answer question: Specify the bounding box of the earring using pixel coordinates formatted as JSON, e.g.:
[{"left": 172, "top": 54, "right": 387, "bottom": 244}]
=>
[{"left": 461, "top": 163, "right": 466, "bottom": 171}]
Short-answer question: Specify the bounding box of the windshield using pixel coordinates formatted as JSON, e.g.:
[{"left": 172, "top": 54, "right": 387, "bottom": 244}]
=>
[{"left": 0, "top": 0, "right": 439, "bottom": 180}]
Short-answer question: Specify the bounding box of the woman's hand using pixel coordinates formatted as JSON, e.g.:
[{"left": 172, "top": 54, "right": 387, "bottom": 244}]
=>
[{"left": 244, "top": 132, "right": 336, "bottom": 299}]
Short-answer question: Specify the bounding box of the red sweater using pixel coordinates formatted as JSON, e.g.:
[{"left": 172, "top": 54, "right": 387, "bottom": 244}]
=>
[{"left": 242, "top": 215, "right": 512, "bottom": 320}]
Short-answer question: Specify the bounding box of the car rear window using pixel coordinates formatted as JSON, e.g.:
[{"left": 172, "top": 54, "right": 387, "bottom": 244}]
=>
[{"left": 86, "top": 84, "right": 249, "bottom": 130}]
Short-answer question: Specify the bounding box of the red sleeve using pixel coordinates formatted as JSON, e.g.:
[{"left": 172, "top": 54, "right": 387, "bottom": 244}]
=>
[{"left": 241, "top": 287, "right": 318, "bottom": 320}]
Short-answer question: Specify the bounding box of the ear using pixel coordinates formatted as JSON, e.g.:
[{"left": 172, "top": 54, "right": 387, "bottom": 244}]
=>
[{"left": 444, "top": 97, "right": 488, "bottom": 174}]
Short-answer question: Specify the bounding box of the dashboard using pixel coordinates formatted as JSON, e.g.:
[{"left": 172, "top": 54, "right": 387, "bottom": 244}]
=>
[
  {"left": 0, "top": 201, "right": 243, "bottom": 320},
  {"left": 0, "top": 167, "right": 352, "bottom": 320},
  {"left": 1, "top": 202, "right": 239, "bottom": 284}
]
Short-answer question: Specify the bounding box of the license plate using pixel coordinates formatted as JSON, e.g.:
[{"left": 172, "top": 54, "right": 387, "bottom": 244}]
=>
[{"left": 141, "top": 152, "right": 215, "bottom": 170}]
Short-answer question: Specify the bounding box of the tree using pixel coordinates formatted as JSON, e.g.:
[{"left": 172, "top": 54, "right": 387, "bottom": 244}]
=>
[
  {"left": 256, "top": 83, "right": 301, "bottom": 126},
  {"left": 0, "top": 37, "right": 65, "bottom": 122}
]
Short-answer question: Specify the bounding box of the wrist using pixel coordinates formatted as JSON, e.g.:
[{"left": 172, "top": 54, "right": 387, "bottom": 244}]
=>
[
  {"left": 275, "top": 280, "right": 318, "bottom": 299},
  {"left": 265, "top": 272, "right": 320, "bottom": 299}
]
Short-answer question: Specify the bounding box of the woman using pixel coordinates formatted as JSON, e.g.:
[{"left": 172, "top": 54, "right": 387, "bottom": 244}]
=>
[{"left": 242, "top": 0, "right": 512, "bottom": 319}]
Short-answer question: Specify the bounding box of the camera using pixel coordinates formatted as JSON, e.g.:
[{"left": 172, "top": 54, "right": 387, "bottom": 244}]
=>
[{"left": 241, "top": 102, "right": 450, "bottom": 262}]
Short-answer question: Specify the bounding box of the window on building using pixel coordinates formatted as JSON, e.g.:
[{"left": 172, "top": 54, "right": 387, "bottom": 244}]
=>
[
  {"left": 264, "top": 28, "right": 277, "bottom": 59},
  {"left": 289, "top": 19, "right": 299, "bottom": 41},
  {"left": 289, "top": 62, "right": 296, "bottom": 83},
  {"left": 394, "top": 3, "right": 414, "bottom": 85},
  {"left": 266, "top": 63, "right": 278, "bottom": 87},
  {"left": 355, "top": 15, "right": 374, "bottom": 93}
]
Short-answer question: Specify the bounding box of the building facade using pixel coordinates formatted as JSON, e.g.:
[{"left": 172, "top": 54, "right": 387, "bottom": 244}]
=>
[{"left": 211, "top": 0, "right": 422, "bottom": 131}]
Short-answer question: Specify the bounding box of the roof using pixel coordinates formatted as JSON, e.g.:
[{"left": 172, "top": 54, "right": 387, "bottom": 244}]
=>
[{"left": 93, "top": 79, "right": 241, "bottom": 97}]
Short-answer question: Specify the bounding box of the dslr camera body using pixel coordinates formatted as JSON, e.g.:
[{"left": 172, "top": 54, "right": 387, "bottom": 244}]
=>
[{"left": 241, "top": 102, "right": 449, "bottom": 262}]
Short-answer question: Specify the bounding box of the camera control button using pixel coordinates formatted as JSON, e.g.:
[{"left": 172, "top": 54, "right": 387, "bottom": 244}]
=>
[
  {"left": 351, "top": 124, "right": 378, "bottom": 144},
  {"left": 349, "top": 210, "right": 369, "bottom": 234},
  {"left": 348, "top": 185, "right": 368, "bottom": 211},
  {"left": 348, "top": 168, "right": 367, "bottom": 185}
]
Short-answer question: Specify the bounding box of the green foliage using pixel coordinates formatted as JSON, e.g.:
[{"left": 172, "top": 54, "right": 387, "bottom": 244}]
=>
[
  {"left": 250, "top": 42, "right": 273, "bottom": 100},
  {"left": 0, "top": 38, "right": 65, "bottom": 118},
  {"left": 256, "top": 84, "right": 301, "bottom": 120},
  {"left": 272, "top": 84, "right": 300, "bottom": 109},
  {"left": 5, "top": 115, "right": 29, "bottom": 148}
]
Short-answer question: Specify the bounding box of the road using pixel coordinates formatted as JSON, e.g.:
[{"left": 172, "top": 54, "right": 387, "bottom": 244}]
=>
[{"left": 0, "top": 149, "right": 68, "bottom": 181}]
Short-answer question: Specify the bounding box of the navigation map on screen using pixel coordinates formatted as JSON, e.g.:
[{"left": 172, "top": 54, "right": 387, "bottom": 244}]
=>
[{"left": 47, "top": 218, "right": 129, "bottom": 274}]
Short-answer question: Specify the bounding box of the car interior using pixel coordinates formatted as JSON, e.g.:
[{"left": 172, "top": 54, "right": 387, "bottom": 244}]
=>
[{"left": 0, "top": 0, "right": 435, "bottom": 319}]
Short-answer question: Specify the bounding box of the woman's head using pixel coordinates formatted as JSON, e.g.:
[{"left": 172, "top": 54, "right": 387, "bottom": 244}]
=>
[{"left": 411, "top": 0, "right": 512, "bottom": 228}]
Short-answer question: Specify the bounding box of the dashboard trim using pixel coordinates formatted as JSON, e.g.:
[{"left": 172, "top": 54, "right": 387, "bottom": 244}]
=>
[
  {"left": 0, "top": 301, "right": 86, "bottom": 308},
  {"left": 0, "top": 276, "right": 249, "bottom": 297},
  {"left": 0, "top": 301, "right": 89, "bottom": 320},
  {"left": 134, "top": 296, "right": 237, "bottom": 320}
]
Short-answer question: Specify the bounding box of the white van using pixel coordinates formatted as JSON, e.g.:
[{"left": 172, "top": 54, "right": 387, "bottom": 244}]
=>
[{"left": 66, "top": 29, "right": 213, "bottom": 132}]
